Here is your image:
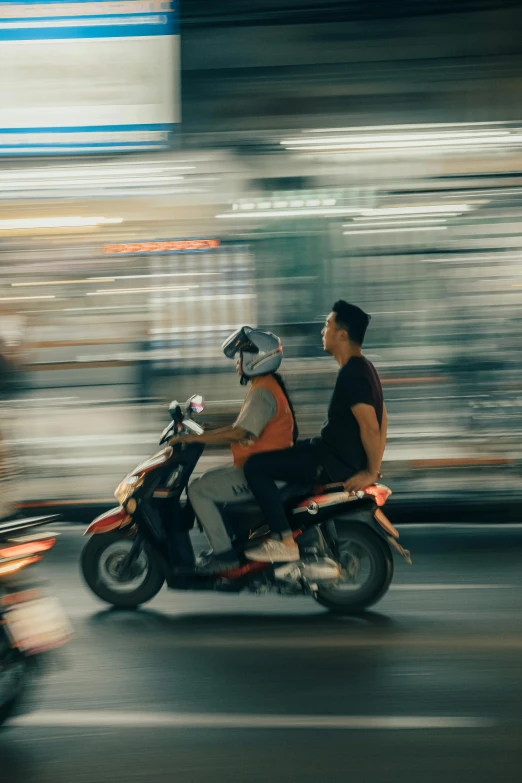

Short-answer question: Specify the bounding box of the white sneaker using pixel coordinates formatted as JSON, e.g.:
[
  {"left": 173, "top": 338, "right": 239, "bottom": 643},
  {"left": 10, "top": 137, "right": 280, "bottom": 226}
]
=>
[{"left": 245, "top": 538, "right": 300, "bottom": 563}]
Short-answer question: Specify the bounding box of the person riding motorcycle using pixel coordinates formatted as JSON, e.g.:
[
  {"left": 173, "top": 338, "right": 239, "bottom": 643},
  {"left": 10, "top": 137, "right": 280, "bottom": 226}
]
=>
[
  {"left": 168, "top": 326, "right": 298, "bottom": 573},
  {"left": 243, "top": 300, "right": 387, "bottom": 564}
]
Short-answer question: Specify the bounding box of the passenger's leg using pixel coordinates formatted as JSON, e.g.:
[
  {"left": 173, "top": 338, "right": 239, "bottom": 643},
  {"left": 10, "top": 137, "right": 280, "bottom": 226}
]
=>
[{"left": 243, "top": 445, "right": 324, "bottom": 562}]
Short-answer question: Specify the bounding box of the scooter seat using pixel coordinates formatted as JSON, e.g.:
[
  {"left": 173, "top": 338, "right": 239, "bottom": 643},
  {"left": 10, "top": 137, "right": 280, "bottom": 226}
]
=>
[
  {"left": 220, "top": 482, "right": 316, "bottom": 516},
  {"left": 280, "top": 482, "right": 317, "bottom": 504}
]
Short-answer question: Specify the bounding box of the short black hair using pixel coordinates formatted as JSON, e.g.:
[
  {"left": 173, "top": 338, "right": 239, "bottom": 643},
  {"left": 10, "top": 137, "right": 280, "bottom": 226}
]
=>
[{"left": 332, "top": 300, "right": 371, "bottom": 345}]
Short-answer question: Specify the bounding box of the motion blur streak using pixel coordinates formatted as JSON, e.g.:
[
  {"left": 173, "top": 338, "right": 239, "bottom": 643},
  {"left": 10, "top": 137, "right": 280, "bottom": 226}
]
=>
[
  {"left": 0, "top": 556, "right": 40, "bottom": 576},
  {"left": 1, "top": 1, "right": 522, "bottom": 778}
]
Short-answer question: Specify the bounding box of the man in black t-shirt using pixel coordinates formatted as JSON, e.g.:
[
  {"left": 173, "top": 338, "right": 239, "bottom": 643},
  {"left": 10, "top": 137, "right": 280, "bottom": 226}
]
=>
[
  {"left": 243, "top": 300, "right": 387, "bottom": 563},
  {"left": 318, "top": 305, "right": 385, "bottom": 486}
]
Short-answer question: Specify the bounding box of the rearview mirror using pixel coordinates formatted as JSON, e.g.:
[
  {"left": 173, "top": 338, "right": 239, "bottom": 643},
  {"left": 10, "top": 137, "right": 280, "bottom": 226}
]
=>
[{"left": 186, "top": 394, "right": 205, "bottom": 415}]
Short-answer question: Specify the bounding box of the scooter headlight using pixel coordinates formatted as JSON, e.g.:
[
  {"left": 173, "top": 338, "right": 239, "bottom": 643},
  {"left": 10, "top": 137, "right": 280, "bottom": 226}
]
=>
[{"left": 114, "top": 474, "right": 143, "bottom": 505}]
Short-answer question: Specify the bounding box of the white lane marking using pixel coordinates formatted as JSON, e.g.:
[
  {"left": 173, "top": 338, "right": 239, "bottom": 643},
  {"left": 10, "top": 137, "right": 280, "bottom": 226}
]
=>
[
  {"left": 207, "top": 630, "right": 522, "bottom": 649},
  {"left": 390, "top": 584, "right": 512, "bottom": 591},
  {"left": 12, "top": 711, "right": 494, "bottom": 730},
  {"left": 56, "top": 522, "right": 522, "bottom": 534}
]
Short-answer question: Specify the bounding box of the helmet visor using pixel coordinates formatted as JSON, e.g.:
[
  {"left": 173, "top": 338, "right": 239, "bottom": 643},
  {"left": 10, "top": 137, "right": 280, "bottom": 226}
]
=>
[{"left": 222, "top": 326, "right": 258, "bottom": 359}]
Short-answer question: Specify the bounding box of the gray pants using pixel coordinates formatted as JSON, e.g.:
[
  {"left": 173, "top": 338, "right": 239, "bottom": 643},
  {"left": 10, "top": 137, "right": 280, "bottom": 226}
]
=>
[{"left": 187, "top": 464, "right": 255, "bottom": 554}]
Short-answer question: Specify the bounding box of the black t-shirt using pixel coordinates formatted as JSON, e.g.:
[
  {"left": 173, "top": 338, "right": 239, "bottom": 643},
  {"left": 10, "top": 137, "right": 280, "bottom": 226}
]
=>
[{"left": 317, "top": 356, "right": 383, "bottom": 482}]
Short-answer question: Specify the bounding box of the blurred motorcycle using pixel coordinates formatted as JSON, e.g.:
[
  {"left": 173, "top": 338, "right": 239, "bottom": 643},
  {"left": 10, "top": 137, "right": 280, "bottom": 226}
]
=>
[
  {"left": 81, "top": 395, "right": 411, "bottom": 615},
  {"left": 0, "top": 515, "right": 71, "bottom": 727}
]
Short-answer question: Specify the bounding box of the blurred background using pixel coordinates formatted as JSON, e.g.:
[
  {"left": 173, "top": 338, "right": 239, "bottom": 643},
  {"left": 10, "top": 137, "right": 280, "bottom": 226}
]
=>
[
  {"left": 4, "top": 5, "right": 522, "bottom": 783},
  {"left": 1, "top": 0, "right": 522, "bottom": 516}
]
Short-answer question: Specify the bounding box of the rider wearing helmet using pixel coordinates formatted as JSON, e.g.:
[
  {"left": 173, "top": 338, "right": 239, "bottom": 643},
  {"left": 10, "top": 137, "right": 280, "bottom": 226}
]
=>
[{"left": 169, "top": 326, "right": 299, "bottom": 573}]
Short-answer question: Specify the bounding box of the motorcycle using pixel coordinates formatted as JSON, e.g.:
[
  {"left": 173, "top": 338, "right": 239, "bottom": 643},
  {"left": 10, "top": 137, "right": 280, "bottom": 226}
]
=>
[
  {"left": 0, "top": 514, "right": 71, "bottom": 727},
  {"left": 81, "top": 395, "right": 411, "bottom": 614}
]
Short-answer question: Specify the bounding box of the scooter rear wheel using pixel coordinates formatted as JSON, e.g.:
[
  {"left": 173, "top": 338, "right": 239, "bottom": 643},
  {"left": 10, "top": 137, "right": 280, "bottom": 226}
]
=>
[
  {"left": 81, "top": 531, "right": 165, "bottom": 609},
  {"left": 314, "top": 525, "right": 393, "bottom": 614}
]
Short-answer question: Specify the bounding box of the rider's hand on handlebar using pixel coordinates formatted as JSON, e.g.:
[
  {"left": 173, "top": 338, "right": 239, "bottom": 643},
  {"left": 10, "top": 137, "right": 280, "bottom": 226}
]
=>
[{"left": 168, "top": 433, "right": 196, "bottom": 446}]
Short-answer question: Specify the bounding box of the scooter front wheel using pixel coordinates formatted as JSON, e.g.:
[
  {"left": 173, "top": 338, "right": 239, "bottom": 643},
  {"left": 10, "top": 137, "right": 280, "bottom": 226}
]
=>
[{"left": 81, "top": 532, "right": 165, "bottom": 609}]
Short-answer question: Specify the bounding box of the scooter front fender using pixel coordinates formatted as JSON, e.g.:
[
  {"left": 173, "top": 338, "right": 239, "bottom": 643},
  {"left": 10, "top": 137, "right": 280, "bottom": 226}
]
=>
[{"left": 84, "top": 506, "right": 132, "bottom": 536}]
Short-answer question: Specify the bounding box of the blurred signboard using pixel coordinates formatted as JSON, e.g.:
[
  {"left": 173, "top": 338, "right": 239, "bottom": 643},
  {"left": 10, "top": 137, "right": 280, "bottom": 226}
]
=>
[
  {"left": 104, "top": 239, "right": 221, "bottom": 255},
  {"left": 0, "top": 0, "right": 179, "bottom": 155}
]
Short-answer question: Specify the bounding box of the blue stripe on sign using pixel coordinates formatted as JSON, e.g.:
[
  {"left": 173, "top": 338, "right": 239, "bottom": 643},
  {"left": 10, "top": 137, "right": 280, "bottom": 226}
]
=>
[{"left": 0, "top": 18, "right": 177, "bottom": 39}]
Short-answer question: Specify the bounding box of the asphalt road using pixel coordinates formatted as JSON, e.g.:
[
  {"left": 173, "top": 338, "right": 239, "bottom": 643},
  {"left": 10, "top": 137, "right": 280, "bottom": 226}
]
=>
[{"left": 3, "top": 524, "right": 522, "bottom": 783}]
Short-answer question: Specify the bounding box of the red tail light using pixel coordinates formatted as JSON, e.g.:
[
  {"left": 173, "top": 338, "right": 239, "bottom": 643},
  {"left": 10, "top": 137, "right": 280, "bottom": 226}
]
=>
[
  {"left": 364, "top": 484, "right": 392, "bottom": 507},
  {"left": 0, "top": 537, "right": 56, "bottom": 560}
]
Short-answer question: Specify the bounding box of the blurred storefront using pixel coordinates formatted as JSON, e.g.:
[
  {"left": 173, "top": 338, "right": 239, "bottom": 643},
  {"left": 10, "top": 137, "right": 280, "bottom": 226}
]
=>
[{"left": 1, "top": 0, "right": 522, "bottom": 512}]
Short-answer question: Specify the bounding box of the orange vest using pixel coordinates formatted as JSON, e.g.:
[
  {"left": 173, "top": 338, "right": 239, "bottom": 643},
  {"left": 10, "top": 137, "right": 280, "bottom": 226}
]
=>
[{"left": 231, "top": 374, "right": 295, "bottom": 468}]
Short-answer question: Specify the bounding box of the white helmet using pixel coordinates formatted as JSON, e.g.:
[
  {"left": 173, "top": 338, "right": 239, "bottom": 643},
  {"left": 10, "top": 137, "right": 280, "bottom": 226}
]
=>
[{"left": 222, "top": 326, "right": 283, "bottom": 383}]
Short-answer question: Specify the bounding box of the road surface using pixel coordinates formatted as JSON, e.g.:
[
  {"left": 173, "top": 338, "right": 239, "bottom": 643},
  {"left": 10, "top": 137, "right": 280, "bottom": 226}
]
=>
[{"left": 3, "top": 524, "right": 522, "bottom": 783}]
